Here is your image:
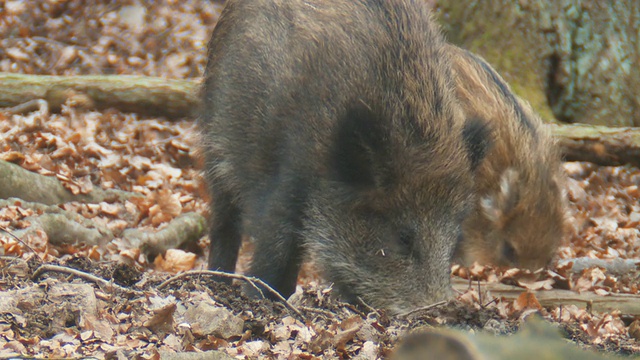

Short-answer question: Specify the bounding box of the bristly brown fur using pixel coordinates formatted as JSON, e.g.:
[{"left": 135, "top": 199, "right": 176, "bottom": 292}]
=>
[
  {"left": 448, "top": 45, "right": 568, "bottom": 270},
  {"left": 200, "top": 0, "right": 490, "bottom": 314}
]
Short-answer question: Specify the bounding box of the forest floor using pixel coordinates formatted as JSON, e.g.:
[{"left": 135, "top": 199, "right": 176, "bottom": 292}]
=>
[{"left": 0, "top": 1, "right": 639, "bottom": 359}]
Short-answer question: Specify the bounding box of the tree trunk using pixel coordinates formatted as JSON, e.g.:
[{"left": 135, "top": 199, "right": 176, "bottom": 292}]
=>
[{"left": 434, "top": 1, "right": 640, "bottom": 127}]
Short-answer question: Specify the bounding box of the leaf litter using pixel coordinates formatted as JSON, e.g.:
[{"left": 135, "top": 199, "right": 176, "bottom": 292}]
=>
[{"left": 0, "top": 0, "right": 639, "bottom": 358}]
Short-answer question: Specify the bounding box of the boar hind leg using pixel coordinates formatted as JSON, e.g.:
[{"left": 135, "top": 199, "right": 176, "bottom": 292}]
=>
[
  {"left": 247, "top": 181, "right": 307, "bottom": 299},
  {"left": 207, "top": 188, "right": 242, "bottom": 281}
]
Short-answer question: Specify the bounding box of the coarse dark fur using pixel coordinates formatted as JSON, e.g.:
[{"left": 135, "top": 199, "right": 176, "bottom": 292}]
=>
[
  {"left": 448, "top": 45, "right": 567, "bottom": 270},
  {"left": 200, "top": 0, "right": 489, "bottom": 314}
]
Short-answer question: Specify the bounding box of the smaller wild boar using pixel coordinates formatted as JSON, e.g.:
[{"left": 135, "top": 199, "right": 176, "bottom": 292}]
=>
[
  {"left": 200, "top": 0, "right": 490, "bottom": 314},
  {"left": 448, "top": 45, "right": 567, "bottom": 270}
]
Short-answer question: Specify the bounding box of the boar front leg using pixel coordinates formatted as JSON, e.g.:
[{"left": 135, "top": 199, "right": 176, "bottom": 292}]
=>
[
  {"left": 208, "top": 186, "right": 243, "bottom": 278},
  {"left": 247, "top": 177, "right": 308, "bottom": 299}
]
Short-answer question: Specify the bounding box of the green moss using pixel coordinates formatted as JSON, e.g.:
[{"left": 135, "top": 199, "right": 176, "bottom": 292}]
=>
[{"left": 436, "top": 1, "right": 557, "bottom": 122}]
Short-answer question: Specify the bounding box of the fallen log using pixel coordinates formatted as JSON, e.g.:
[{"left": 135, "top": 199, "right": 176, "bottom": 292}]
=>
[
  {"left": 0, "top": 73, "right": 199, "bottom": 119},
  {"left": 0, "top": 159, "right": 141, "bottom": 205},
  {"left": 122, "top": 212, "right": 207, "bottom": 259},
  {"left": 551, "top": 123, "right": 640, "bottom": 168},
  {"left": 452, "top": 277, "right": 640, "bottom": 316},
  {"left": 1, "top": 197, "right": 114, "bottom": 250}
]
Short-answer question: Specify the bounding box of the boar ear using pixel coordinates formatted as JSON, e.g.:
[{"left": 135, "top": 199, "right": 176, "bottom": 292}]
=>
[
  {"left": 329, "top": 101, "right": 389, "bottom": 189},
  {"left": 462, "top": 117, "right": 492, "bottom": 171},
  {"left": 480, "top": 168, "right": 519, "bottom": 228}
]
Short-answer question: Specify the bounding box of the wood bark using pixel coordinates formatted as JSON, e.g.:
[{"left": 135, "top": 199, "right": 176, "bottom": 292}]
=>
[
  {"left": 0, "top": 73, "right": 200, "bottom": 119},
  {"left": 552, "top": 123, "right": 640, "bottom": 167},
  {"left": 452, "top": 278, "right": 640, "bottom": 316},
  {"left": 123, "top": 212, "right": 207, "bottom": 259},
  {"left": 434, "top": 0, "right": 640, "bottom": 126},
  {"left": 1, "top": 197, "right": 114, "bottom": 247},
  {"left": 0, "top": 159, "right": 140, "bottom": 205}
]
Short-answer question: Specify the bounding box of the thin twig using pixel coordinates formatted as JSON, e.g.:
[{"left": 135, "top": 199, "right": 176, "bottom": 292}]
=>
[
  {"left": 0, "top": 255, "right": 29, "bottom": 264},
  {"left": 397, "top": 300, "right": 448, "bottom": 318},
  {"left": 2, "top": 99, "right": 49, "bottom": 116},
  {"left": 357, "top": 296, "right": 381, "bottom": 317},
  {"left": 0, "top": 225, "right": 41, "bottom": 260},
  {"left": 32, "top": 264, "right": 144, "bottom": 296},
  {"left": 482, "top": 297, "right": 499, "bottom": 308},
  {"left": 342, "top": 303, "right": 367, "bottom": 318},
  {"left": 0, "top": 256, "right": 30, "bottom": 276},
  {"left": 300, "top": 306, "right": 336, "bottom": 318},
  {"left": 31, "top": 36, "right": 90, "bottom": 51},
  {"left": 157, "top": 269, "right": 305, "bottom": 320},
  {"left": 452, "top": 287, "right": 466, "bottom": 296},
  {"left": 158, "top": 269, "right": 264, "bottom": 297}
]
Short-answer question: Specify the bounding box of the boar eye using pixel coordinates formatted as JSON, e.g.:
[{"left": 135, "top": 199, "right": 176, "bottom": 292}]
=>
[
  {"left": 502, "top": 241, "right": 517, "bottom": 264},
  {"left": 396, "top": 228, "right": 416, "bottom": 256},
  {"left": 399, "top": 231, "right": 412, "bottom": 247}
]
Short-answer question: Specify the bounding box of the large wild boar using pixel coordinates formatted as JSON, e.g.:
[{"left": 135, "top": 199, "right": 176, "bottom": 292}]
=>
[
  {"left": 448, "top": 45, "right": 567, "bottom": 270},
  {"left": 200, "top": 0, "right": 489, "bottom": 314}
]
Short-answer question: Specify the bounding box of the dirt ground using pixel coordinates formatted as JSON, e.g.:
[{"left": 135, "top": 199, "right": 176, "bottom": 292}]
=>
[{"left": 1, "top": 1, "right": 639, "bottom": 359}]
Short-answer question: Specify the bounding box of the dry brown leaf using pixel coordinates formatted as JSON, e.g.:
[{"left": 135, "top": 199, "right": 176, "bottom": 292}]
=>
[
  {"left": 333, "top": 317, "right": 364, "bottom": 350},
  {"left": 239, "top": 340, "right": 269, "bottom": 358},
  {"left": 309, "top": 328, "right": 334, "bottom": 354},
  {"left": 518, "top": 278, "right": 555, "bottom": 291},
  {"left": 143, "top": 303, "right": 176, "bottom": 330},
  {"left": 99, "top": 202, "right": 122, "bottom": 216},
  {"left": 0, "top": 151, "right": 26, "bottom": 162},
  {"left": 149, "top": 189, "right": 182, "bottom": 226},
  {"left": 154, "top": 249, "right": 196, "bottom": 273},
  {"left": 457, "top": 289, "right": 480, "bottom": 306},
  {"left": 513, "top": 291, "right": 542, "bottom": 312},
  {"left": 628, "top": 320, "right": 640, "bottom": 341}
]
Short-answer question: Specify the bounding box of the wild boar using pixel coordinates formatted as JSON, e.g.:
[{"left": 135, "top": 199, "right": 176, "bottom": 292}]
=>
[
  {"left": 200, "top": 0, "right": 489, "bottom": 314},
  {"left": 448, "top": 45, "right": 567, "bottom": 270}
]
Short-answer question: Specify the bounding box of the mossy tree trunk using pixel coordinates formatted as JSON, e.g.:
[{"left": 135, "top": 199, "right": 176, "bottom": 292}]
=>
[{"left": 435, "top": 1, "right": 640, "bottom": 126}]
